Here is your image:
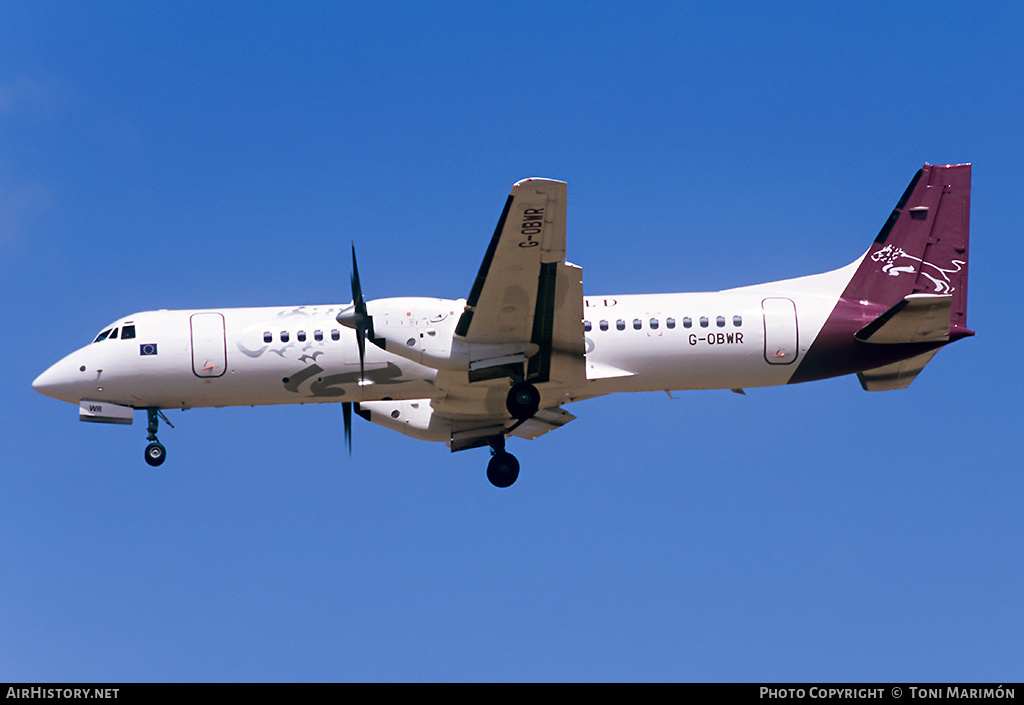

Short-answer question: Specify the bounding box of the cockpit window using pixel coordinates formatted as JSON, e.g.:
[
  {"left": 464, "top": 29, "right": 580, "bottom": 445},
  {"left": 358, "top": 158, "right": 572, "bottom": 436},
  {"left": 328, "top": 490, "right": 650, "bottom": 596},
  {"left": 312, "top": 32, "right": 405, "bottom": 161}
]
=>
[{"left": 93, "top": 324, "right": 136, "bottom": 342}]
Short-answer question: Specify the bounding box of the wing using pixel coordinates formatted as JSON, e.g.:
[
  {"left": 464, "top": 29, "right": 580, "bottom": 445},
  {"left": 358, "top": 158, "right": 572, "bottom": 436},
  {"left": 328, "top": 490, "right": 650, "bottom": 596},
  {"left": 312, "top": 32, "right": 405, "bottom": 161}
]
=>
[
  {"left": 431, "top": 178, "right": 586, "bottom": 448},
  {"left": 454, "top": 178, "right": 585, "bottom": 387}
]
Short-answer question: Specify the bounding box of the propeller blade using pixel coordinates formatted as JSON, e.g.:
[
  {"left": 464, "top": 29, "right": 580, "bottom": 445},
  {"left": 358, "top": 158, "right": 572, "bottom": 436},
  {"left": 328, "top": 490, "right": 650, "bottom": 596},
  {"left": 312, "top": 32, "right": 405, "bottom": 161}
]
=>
[
  {"left": 342, "top": 401, "right": 353, "bottom": 455},
  {"left": 348, "top": 243, "right": 368, "bottom": 383},
  {"left": 350, "top": 243, "right": 365, "bottom": 312},
  {"left": 353, "top": 325, "right": 366, "bottom": 384}
]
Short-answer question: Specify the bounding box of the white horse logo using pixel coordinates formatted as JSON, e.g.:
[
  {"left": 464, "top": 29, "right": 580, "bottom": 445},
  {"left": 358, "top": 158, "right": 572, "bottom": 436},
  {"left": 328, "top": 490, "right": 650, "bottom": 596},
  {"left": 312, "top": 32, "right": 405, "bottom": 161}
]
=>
[{"left": 871, "top": 244, "right": 965, "bottom": 294}]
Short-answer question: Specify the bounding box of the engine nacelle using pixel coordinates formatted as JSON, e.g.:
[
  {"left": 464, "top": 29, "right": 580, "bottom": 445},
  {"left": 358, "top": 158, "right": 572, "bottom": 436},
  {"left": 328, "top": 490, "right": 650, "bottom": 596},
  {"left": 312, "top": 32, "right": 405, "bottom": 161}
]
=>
[
  {"left": 356, "top": 398, "right": 450, "bottom": 442},
  {"left": 346, "top": 297, "right": 538, "bottom": 373},
  {"left": 357, "top": 398, "right": 507, "bottom": 451}
]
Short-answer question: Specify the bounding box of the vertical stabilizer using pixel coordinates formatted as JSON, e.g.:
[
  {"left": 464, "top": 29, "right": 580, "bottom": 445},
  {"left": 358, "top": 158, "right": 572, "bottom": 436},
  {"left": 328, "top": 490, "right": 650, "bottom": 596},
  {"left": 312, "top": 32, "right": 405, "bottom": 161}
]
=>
[
  {"left": 848, "top": 163, "right": 971, "bottom": 333},
  {"left": 790, "top": 164, "right": 972, "bottom": 385}
]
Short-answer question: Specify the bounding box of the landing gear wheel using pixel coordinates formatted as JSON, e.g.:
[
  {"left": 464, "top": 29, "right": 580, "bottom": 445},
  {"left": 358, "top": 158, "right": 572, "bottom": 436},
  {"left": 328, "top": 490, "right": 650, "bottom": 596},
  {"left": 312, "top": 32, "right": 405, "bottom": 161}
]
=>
[
  {"left": 145, "top": 442, "right": 166, "bottom": 467},
  {"left": 487, "top": 451, "right": 520, "bottom": 488},
  {"left": 506, "top": 381, "right": 540, "bottom": 420},
  {"left": 143, "top": 408, "right": 170, "bottom": 467}
]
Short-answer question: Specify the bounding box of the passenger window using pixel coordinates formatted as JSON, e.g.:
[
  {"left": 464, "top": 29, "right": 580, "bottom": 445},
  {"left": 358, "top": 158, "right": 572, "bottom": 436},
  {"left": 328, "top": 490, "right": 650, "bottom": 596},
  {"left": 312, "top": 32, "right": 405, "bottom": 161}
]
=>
[
  {"left": 733, "top": 315, "right": 743, "bottom": 327},
  {"left": 700, "top": 316, "right": 709, "bottom": 328},
  {"left": 314, "top": 330, "right": 324, "bottom": 341},
  {"left": 716, "top": 316, "right": 726, "bottom": 328},
  {"left": 666, "top": 318, "right": 675, "bottom": 329},
  {"left": 683, "top": 317, "right": 692, "bottom": 329},
  {"left": 121, "top": 325, "right": 136, "bottom": 340},
  {"left": 584, "top": 320, "right": 592, "bottom": 332},
  {"left": 616, "top": 319, "right": 626, "bottom": 331},
  {"left": 264, "top": 332, "right": 273, "bottom": 343},
  {"left": 633, "top": 319, "right": 642, "bottom": 330},
  {"left": 281, "top": 331, "right": 290, "bottom": 343},
  {"left": 650, "top": 318, "right": 659, "bottom": 330},
  {"left": 297, "top": 331, "right": 306, "bottom": 342},
  {"left": 331, "top": 329, "right": 340, "bottom": 341},
  {"left": 599, "top": 320, "right": 609, "bottom": 331}
]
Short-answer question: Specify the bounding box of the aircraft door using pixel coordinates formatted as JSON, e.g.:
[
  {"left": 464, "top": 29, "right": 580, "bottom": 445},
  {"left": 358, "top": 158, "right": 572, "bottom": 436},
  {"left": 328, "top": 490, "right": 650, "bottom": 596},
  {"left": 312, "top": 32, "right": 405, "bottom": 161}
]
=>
[
  {"left": 190, "top": 312, "right": 227, "bottom": 378},
  {"left": 762, "top": 298, "right": 798, "bottom": 365}
]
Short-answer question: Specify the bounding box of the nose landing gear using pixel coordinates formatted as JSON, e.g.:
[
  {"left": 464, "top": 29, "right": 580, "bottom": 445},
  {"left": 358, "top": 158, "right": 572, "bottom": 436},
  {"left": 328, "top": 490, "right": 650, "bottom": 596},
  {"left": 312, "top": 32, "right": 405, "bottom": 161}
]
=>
[{"left": 144, "top": 408, "right": 168, "bottom": 467}]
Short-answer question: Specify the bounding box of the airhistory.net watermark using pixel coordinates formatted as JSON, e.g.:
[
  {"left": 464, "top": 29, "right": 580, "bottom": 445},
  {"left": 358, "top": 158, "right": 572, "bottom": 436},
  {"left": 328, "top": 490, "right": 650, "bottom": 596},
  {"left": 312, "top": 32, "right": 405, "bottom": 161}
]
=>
[{"left": 6, "top": 688, "right": 118, "bottom": 699}]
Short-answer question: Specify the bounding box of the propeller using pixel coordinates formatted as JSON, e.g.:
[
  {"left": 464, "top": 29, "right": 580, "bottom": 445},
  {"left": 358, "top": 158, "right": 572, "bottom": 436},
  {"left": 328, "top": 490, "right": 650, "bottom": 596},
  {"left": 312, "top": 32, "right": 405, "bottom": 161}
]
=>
[
  {"left": 336, "top": 243, "right": 374, "bottom": 384},
  {"left": 337, "top": 243, "right": 375, "bottom": 456}
]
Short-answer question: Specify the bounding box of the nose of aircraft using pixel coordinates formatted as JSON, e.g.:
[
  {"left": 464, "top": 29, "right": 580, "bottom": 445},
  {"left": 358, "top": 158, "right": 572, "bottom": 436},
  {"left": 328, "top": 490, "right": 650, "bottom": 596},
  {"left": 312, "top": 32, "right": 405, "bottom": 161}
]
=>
[{"left": 32, "top": 358, "right": 81, "bottom": 403}]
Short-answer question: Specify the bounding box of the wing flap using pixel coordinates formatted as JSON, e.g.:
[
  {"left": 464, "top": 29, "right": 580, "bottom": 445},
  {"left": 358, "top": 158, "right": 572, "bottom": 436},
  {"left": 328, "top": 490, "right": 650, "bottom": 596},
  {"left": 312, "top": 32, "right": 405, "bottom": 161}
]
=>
[
  {"left": 510, "top": 406, "right": 577, "bottom": 440},
  {"left": 530, "top": 261, "right": 585, "bottom": 386}
]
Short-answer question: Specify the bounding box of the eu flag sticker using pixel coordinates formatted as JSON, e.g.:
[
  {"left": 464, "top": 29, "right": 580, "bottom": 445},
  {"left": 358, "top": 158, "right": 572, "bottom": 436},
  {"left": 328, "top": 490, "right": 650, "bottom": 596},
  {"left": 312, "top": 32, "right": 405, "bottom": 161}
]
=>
[{"left": 140, "top": 343, "right": 158, "bottom": 356}]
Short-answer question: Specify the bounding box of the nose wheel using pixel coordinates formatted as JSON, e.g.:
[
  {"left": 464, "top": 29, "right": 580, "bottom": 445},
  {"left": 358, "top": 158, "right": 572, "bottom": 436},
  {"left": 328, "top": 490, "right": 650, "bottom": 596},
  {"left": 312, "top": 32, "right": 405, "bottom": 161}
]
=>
[
  {"left": 144, "top": 408, "right": 168, "bottom": 467},
  {"left": 145, "top": 441, "right": 166, "bottom": 466}
]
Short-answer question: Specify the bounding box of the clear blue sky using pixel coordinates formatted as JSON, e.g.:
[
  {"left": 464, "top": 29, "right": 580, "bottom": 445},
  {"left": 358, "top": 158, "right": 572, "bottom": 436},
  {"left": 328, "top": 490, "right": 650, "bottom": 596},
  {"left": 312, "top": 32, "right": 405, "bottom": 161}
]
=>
[{"left": 2, "top": 1, "right": 1021, "bottom": 682}]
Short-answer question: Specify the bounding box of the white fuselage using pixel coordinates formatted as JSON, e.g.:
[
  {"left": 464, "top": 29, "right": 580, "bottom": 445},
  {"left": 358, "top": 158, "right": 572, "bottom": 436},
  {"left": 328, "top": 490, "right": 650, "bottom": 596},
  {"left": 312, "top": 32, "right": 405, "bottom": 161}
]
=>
[{"left": 32, "top": 257, "right": 862, "bottom": 411}]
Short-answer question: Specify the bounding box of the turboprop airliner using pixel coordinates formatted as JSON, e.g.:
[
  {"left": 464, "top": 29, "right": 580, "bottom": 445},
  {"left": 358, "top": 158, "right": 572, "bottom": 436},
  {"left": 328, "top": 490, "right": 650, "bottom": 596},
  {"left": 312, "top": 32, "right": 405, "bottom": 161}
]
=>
[{"left": 33, "top": 163, "right": 973, "bottom": 487}]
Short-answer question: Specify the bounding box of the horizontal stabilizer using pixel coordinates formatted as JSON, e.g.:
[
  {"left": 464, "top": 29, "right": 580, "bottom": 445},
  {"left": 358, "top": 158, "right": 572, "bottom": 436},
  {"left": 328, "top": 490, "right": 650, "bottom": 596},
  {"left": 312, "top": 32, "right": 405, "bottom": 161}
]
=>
[
  {"left": 857, "top": 350, "right": 940, "bottom": 391},
  {"left": 855, "top": 294, "right": 952, "bottom": 344}
]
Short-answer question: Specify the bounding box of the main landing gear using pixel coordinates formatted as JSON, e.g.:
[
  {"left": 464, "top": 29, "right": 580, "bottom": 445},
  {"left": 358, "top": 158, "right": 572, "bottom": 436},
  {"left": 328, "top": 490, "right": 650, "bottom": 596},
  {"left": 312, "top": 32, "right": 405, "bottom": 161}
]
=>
[
  {"left": 506, "top": 381, "right": 540, "bottom": 421},
  {"left": 487, "top": 437, "right": 520, "bottom": 488},
  {"left": 144, "top": 408, "right": 168, "bottom": 467},
  {"left": 483, "top": 380, "right": 540, "bottom": 488}
]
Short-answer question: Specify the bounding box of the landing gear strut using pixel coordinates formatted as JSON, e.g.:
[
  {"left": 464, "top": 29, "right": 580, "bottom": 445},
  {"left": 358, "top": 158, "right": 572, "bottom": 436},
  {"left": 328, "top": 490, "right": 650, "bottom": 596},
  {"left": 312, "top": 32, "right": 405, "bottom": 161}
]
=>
[
  {"left": 486, "top": 437, "right": 520, "bottom": 488},
  {"left": 144, "top": 408, "right": 167, "bottom": 467},
  {"left": 488, "top": 379, "right": 539, "bottom": 487}
]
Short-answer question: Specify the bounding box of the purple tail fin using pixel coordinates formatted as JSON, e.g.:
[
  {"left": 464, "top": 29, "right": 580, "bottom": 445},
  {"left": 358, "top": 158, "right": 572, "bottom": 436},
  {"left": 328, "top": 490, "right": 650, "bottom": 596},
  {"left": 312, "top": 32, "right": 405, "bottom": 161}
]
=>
[
  {"left": 846, "top": 163, "right": 971, "bottom": 333},
  {"left": 789, "top": 164, "right": 972, "bottom": 385}
]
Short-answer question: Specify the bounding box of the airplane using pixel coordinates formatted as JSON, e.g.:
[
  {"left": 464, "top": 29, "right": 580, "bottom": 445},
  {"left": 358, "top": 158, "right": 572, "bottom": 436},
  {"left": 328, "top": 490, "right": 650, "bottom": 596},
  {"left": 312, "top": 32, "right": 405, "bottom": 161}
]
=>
[{"left": 32, "top": 163, "right": 973, "bottom": 487}]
